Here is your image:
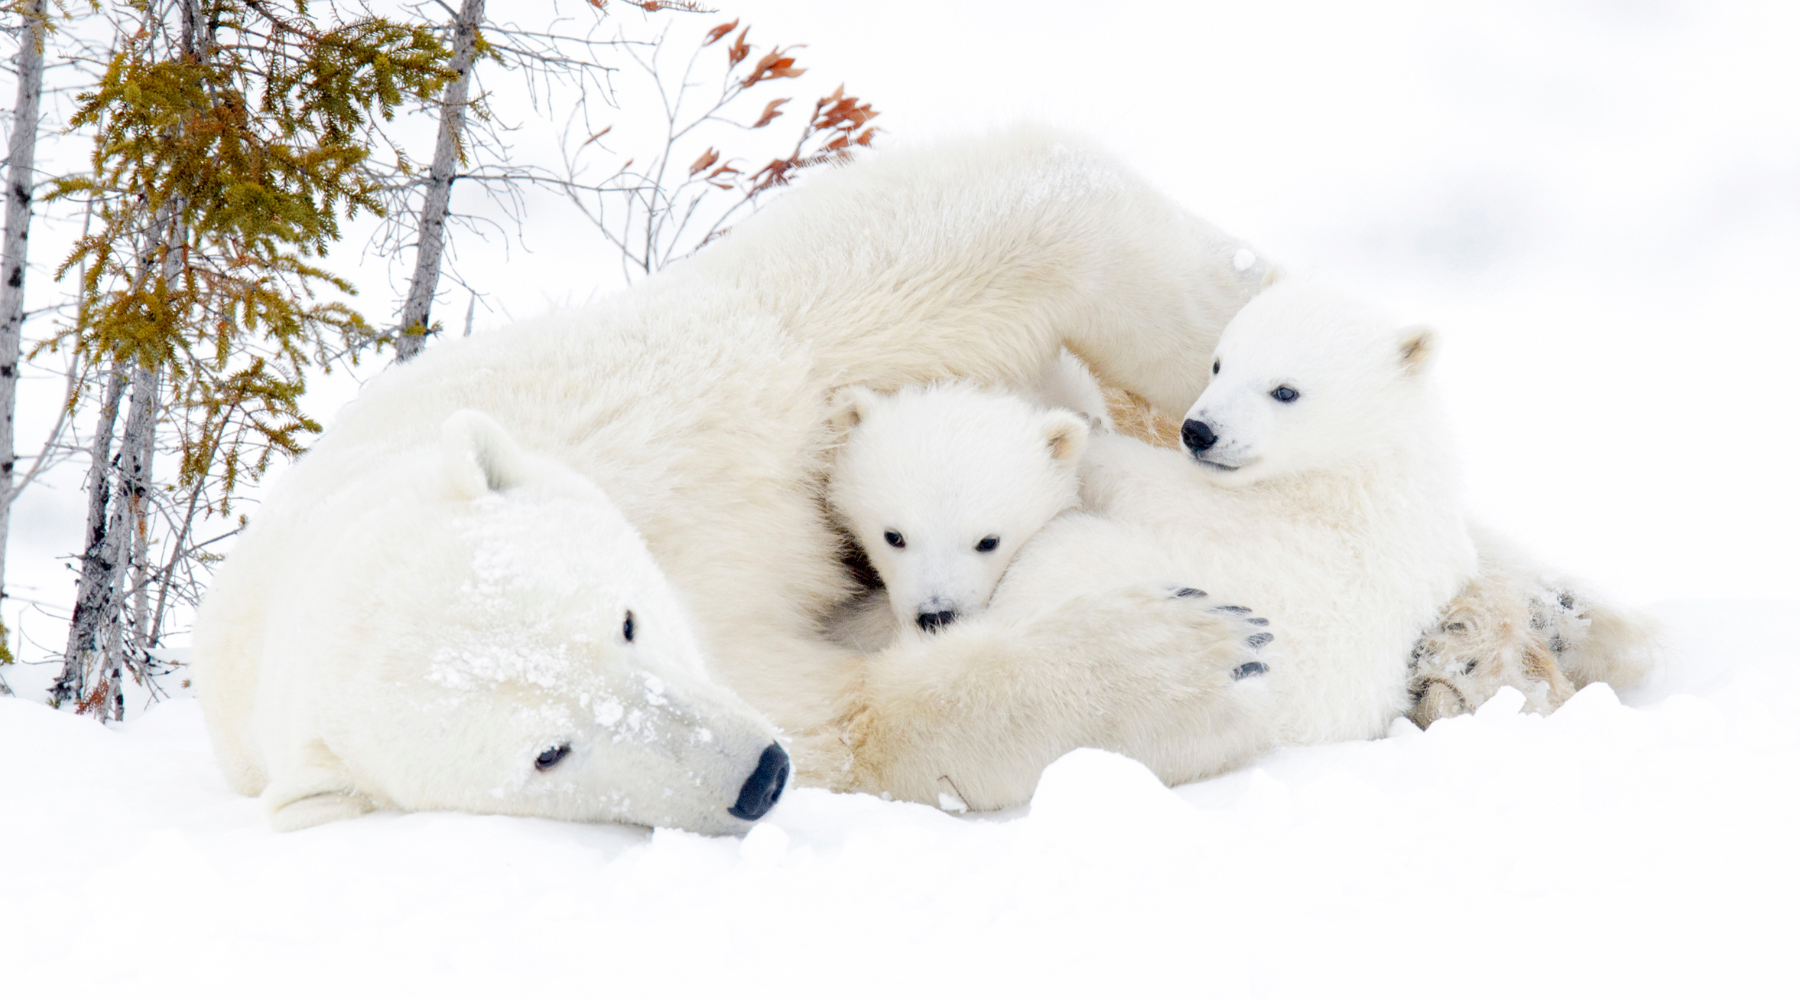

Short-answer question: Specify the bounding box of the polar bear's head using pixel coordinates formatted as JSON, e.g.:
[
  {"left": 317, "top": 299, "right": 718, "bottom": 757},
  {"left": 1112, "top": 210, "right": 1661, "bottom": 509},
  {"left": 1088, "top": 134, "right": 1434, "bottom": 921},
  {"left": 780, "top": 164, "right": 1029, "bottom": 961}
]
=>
[
  {"left": 1178, "top": 280, "right": 1440, "bottom": 486},
  {"left": 271, "top": 411, "right": 786, "bottom": 835},
  {"left": 828, "top": 383, "right": 1088, "bottom": 634}
]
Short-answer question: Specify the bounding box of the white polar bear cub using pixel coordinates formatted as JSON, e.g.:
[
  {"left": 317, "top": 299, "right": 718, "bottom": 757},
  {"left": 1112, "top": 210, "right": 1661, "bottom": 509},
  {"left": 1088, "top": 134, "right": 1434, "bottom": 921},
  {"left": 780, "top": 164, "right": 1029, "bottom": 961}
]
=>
[
  {"left": 825, "top": 383, "right": 1090, "bottom": 645},
  {"left": 982, "top": 278, "right": 1477, "bottom": 750}
]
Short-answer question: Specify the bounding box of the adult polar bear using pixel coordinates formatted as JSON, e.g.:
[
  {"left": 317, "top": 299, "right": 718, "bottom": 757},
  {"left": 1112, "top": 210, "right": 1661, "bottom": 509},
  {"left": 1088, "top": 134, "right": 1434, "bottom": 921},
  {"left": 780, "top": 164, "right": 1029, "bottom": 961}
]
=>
[{"left": 194, "top": 126, "right": 1278, "bottom": 832}]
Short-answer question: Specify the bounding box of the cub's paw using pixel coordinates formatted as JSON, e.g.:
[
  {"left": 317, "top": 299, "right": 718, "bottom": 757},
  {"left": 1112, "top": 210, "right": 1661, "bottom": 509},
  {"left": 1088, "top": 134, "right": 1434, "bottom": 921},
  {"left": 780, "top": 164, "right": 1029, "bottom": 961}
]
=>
[{"left": 1164, "top": 585, "right": 1274, "bottom": 682}]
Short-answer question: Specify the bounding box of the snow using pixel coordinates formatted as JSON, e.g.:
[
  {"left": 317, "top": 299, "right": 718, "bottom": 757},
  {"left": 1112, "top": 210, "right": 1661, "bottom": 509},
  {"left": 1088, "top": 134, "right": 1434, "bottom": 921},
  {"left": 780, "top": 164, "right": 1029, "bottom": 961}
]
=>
[
  {"left": 1, "top": 0, "right": 1796, "bottom": 994},
  {"left": 3, "top": 601, "right": 1794, "bottom": 997}
]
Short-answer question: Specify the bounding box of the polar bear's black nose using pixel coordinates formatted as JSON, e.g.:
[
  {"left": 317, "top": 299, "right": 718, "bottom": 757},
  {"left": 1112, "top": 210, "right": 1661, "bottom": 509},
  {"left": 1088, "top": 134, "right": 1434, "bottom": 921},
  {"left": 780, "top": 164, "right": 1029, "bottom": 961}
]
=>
[
  {"left": 1181, "top": 418, "right": 1218, "bottom": 455},
  {"left": 917, "top": 609, "right": 958, "bottom": 632},
  {"left": 729, "top": 742, "right": 789, "bottom": 821}
]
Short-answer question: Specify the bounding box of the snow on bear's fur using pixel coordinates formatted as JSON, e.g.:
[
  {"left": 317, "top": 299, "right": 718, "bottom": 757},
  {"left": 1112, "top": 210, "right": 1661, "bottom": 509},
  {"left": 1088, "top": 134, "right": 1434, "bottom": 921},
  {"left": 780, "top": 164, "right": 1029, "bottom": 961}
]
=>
[
  {"left": 196, "top": 410, "right": 788, "bottom": 833},
  {"left": 192, "top": 126, "right": 1278, "bottom": 830},
  {"left": 825, "top": 383, "right": 1089, "bottom": 644},
  {"left": 952, "top": 279, "right": 1478, "bottom": 763}
]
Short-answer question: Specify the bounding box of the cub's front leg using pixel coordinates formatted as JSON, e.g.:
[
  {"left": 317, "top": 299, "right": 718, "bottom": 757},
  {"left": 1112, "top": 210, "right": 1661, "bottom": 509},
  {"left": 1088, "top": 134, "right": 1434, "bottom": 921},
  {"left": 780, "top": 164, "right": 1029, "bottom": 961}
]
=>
[{"left": 836, "top": 583, "right": 1279, "bottom": 811}]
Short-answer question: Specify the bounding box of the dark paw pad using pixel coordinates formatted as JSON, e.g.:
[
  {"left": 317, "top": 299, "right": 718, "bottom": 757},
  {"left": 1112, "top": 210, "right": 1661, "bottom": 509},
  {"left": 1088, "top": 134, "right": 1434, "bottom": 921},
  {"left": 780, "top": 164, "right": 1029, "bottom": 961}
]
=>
[
  {"left": 1246, "top": 632, "right": 1274, "bottom": 648},
  {"left": 1232, "top": 661, "right": 1268, "bottom": 680},
  {"left": 1171, "top": 587, "right": 1207, "bottom": 599}
]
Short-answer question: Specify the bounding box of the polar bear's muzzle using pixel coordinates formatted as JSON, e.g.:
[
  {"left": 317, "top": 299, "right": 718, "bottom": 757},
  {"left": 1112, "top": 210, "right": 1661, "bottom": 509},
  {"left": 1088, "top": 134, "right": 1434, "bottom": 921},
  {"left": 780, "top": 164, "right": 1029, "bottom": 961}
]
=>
[{"left": 728, "top": 742, "right": 790, "bottom": 820}]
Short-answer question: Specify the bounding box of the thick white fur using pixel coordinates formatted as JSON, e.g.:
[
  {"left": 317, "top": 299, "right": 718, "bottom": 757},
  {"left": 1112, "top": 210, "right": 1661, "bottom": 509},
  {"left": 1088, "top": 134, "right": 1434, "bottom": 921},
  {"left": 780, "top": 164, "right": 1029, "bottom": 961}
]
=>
[
  {"left": 976, "top": 279, "right": 1477, "bottom": 755},
  {"left": 827, "top": 383, "right": 1087, "bottom": 638},
  {"left": 197, "top": 410, "right": 783, "bottom": 833},
  {"left": 193, "top": 126, "right": 1278, "bottom": 828}
]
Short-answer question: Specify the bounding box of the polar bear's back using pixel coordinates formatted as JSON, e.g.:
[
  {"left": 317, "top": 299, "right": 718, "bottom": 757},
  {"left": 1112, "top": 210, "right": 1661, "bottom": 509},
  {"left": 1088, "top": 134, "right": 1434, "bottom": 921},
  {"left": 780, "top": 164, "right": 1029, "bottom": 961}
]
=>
[{"left": 682, "top": 126, "right": 1270, "bottom": 415}]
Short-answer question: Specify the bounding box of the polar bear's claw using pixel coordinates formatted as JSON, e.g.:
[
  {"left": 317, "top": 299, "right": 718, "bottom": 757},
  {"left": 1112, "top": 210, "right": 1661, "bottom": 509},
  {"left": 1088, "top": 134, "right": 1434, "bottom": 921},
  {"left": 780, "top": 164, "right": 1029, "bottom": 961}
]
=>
[
  {"left": 1214, "top": 605, "right": 1253, "bottom": 614},
  {"left": 1246, "top": 632, "right": 1274, "bottom": 649},
  {"left": 1232, "top": 662, "right": 1269, "bottom": 680},
  {"left": 1170, "top": 586, "right": 1208, "bottom": 599}
]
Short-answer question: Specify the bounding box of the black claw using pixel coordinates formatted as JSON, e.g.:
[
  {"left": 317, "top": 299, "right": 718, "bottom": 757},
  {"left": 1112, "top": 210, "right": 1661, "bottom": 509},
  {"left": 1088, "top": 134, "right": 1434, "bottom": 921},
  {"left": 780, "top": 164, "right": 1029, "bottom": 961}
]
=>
[
  {"left": 1215, "top": 605, "right": 1252, "bottom": 615},
  {"left": 1246, "top": 632, "right": 1273, "bottom": 648},
  {"left": 1232, "top": 661, "right": 1268, "bottom": 680},
  {"left": 1559, "top": 592, "right": 1576, "bottom": 610},
  {"left": 1462, "top": 659, "right": 1478, "bottom": 674},
  {"left": 1245, "top": 617, "right": 1269, "bottom": 626},
  {"left": 1172, "top": 587, "right": 1207, "bottom": 598}
]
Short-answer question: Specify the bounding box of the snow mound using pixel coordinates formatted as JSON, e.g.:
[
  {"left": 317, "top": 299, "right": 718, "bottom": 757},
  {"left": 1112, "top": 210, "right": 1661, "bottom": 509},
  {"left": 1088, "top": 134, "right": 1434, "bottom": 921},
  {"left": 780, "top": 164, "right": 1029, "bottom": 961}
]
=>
[{"left": 1, "top": 601, "right": 1794, "bottom": 997}]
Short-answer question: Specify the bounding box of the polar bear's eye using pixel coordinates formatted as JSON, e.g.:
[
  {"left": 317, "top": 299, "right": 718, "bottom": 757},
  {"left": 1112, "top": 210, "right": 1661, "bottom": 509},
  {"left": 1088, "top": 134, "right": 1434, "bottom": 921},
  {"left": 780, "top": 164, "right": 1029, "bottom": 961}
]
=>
[
  {"left": 975, "top": 536, "right": 1000, "bottom": 553},
  {"left": 534, "top": 744, "right": 572, "bottom": 771},
  {"left": 1212, "top": 360, "right": 1220, "bottom": 375},
  {"left": 1270, "top": 386, "right": 1300, "bottom": 403},
  {"left": 622, "top": 610, "right": 635, "bottom": 643},
  {"left": 883, "top": 530, "right": 905, "bottom": 549}
]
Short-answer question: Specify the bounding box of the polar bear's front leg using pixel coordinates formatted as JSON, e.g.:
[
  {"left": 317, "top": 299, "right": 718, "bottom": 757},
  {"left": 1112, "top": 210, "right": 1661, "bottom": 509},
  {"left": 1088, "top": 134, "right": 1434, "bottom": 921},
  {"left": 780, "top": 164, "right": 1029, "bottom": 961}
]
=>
[{"left": 831, "top": 585, "right": 1280, "bottom": 811}]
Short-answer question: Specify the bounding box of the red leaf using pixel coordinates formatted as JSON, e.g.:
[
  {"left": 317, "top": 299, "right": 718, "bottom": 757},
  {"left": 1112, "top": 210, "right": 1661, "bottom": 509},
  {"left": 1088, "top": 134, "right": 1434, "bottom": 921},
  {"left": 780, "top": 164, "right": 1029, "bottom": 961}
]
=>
[
  {"left": 752, "top": 97, "right": 790, "bottom": 128},
  {"left": 704, "top": 19, "right": 739, "bottom": 46},
  {"left": 689, "top": 148, "right": 720, "bottom": 176}
]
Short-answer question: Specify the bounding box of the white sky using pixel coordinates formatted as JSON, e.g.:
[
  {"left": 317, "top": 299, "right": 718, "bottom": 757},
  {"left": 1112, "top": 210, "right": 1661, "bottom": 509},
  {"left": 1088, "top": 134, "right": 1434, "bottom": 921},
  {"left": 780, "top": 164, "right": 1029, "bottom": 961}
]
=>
[{"left": 4, "top": 0, "right": 1796, "bottom": 665}]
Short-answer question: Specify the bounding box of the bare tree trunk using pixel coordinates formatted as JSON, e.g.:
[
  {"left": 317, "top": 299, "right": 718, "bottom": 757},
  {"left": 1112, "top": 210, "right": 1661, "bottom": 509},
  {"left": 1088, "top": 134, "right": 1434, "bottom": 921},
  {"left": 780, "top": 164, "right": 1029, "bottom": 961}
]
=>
[
  {"left": 124, "top": 366, "right": 157, "bottom": 650},
  {"left": 0, "top": 1, "right": 48, "bottom": 677},
  {"left": 50, "top": 368, "right": 126, "bottom": 708},
  {"left": 395, "top": 0, "right": 484, "bottom": 362}
]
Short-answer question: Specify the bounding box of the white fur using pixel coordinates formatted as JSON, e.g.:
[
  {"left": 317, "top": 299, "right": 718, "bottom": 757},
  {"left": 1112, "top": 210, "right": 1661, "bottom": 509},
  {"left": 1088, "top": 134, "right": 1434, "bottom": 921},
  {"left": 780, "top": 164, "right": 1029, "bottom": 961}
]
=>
[
  {"left": 828, "top": 383, "right": 1087, "bottom": 636},
  {"left": 987, "top": 279, "right": 1477, "bottom": 749},
  {"left": 194, "top": 125, "right": 1278, "bottom": 829}
]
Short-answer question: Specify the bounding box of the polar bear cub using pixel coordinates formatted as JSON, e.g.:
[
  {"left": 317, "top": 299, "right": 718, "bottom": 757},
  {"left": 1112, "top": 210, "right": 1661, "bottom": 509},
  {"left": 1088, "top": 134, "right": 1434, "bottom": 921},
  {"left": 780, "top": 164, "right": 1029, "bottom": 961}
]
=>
[
  {"left": 825, "top": 383, "right": 1090, "bottom": 646},
  {"left": 987, "top": 278, "right": 1477, "bottom": 747}
]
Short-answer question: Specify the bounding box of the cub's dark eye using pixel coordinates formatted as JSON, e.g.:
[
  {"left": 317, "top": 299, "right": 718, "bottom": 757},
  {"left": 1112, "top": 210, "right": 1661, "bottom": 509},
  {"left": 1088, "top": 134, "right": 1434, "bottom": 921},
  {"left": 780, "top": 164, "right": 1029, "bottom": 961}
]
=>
[
  {"left": 1270, "top": 386, "right": 1300, "bottom": 403},
  {"left": 975, "top": 536, "right": 1000, "bottom": 553},
  {"left": 534, "top": 744, "right": 572, "bottom": 771},
  {"left": 883, "top": 530, "right": 905, "bottom": 549},
  {"left": 622, "top": 609, "right": 634, "bottom": 643},
  {"left": 1211, "top": 359, "right": 1220, "bottom": 375}
]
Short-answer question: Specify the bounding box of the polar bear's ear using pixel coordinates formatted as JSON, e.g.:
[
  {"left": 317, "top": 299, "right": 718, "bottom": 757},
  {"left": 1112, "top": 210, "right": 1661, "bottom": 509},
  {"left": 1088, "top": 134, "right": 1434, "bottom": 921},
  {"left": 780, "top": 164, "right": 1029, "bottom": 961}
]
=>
[
  {"left": 826, "top": 385, "right": 883, "bottom": 436},
  {"left": 1398, "top": 325, "right": 1439, "bottom": 377},
  {"left": 442, "top": 409, "right": 530, "bottom": 497},
  {"left": 1042, "top": 408, "right": 1090, "bottom": 468}
]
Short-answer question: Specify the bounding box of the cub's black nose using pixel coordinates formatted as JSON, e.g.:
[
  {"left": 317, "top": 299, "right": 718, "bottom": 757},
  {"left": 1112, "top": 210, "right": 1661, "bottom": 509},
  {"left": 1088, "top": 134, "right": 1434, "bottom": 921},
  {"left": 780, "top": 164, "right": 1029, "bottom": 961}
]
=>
[
  {"left": 729, "top": 742, "right": 789, "bottom": 821},
  {"left": 1181, "top": 418, "right": 1218, "bottom": 454},
  {"left": 916, "top": 609, "right": 959, "bottom": 632}
]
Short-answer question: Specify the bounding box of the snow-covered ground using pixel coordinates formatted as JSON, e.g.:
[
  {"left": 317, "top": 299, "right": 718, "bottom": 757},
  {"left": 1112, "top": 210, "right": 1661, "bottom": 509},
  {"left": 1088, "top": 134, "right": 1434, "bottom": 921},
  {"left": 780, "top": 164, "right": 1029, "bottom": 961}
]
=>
[
  {"left": 3, "top": 0, "right": 1797, "bottom": 995},
  {"left": 3, "top": 600, "right": 1795, "bottom": 997}
]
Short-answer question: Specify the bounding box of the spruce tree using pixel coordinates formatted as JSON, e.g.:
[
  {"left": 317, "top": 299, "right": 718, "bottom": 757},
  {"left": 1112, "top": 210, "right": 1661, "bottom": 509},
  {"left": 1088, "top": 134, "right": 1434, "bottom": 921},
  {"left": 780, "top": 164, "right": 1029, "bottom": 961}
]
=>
[{"left": 48, "top": 0, "right": 451, "bottom": 714}]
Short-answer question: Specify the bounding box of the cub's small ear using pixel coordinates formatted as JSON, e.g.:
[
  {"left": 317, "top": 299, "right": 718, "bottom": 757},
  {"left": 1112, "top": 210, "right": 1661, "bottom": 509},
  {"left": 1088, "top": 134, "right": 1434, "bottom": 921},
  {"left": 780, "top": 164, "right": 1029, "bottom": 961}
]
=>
[
  {"left": 1398, "top": 324, "right": 1439, "bottom": 377},
  {"left": 826, "top": 385, "right": 883, "bottom": 436},
  {"left": 1259, "top": 264, "right": 1286, "bottom": 291},
  {"left": 442, "top": 409, "right": 530, "bottom": 498},
  {"left": 1043, "top": 408, "right": 1091, "bottom": 467}
]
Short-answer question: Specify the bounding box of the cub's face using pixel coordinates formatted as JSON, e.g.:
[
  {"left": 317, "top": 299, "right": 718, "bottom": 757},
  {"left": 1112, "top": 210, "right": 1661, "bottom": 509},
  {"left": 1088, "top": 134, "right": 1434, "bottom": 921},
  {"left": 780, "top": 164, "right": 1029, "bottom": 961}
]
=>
[
  {"left": 829, "top": 384, "right": 1087, "bottom": 635},
  {"left": 323, "top": 412, "right": 785, "bottom": 835},
  {"left": 1179, "top": 280, "right": 1437, "bottom": 486}
]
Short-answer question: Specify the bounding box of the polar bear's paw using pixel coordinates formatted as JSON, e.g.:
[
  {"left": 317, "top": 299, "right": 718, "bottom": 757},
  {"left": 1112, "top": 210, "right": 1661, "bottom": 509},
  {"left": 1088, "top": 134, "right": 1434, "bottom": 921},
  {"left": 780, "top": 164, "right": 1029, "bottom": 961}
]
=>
[
  {"left": 1406, "top": 582, "right": 1574, "bottom": 727},
  {"left": 1165, "top": 586, "right": 1274, "bottom": 680}
]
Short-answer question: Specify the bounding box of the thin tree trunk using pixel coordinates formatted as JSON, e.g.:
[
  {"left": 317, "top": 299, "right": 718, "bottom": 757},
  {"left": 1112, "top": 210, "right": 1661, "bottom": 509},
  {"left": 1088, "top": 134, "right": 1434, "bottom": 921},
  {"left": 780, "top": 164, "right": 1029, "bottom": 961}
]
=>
[
  {"left": 395, "top": 0, "right": 483, "bottom": 362},
  {"left": 50, "top": 368, "right": 126, "bottom": 708},
  {"left": 0, "top": 1, "right": 48, "bottom": 675}
]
